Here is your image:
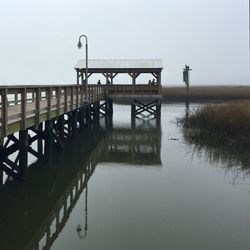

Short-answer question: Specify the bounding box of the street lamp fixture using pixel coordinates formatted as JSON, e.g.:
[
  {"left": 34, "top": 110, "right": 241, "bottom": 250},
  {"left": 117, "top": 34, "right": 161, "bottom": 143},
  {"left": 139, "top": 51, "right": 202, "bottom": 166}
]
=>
[{"left": 77, "top": 35, "right": 88, "bottom": 86}]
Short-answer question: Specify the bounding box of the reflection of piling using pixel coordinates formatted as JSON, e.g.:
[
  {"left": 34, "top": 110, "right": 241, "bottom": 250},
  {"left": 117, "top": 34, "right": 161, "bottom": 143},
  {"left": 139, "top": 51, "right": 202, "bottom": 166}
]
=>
[
  {"left": 131, "top": 103, "right": 136, "bottom": 129},
  {"left": 0, "top": 169, "right": 2, "bottom": 185},
  {"left": 108, "top": 99, "right": 113, "bottom": 115}
]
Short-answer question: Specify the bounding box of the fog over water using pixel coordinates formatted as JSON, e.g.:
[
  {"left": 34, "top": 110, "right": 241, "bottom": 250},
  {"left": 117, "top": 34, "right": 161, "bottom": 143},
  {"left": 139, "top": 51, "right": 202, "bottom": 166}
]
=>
[{"left": 0, "top": 0, "right": 249, "bottom": 85}]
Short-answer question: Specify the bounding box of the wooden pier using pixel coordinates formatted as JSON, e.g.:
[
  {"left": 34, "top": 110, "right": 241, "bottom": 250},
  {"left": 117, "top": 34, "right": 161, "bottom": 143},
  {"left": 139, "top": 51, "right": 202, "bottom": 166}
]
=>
[{"left": 0, "top": 59, "right": 163, "bottom": 181}]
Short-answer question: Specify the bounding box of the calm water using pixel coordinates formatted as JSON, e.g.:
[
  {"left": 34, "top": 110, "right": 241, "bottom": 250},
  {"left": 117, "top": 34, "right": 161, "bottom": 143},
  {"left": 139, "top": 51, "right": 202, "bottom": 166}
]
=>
[{"left": 1, "top": 104, "right": 250, "bottom": 250}]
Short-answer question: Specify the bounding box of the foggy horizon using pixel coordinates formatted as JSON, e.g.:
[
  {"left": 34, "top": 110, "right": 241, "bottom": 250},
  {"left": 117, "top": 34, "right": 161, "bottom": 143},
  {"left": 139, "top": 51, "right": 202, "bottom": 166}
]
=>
[{"left": 0, "top": 0, "right": 249, "bottom": 85}]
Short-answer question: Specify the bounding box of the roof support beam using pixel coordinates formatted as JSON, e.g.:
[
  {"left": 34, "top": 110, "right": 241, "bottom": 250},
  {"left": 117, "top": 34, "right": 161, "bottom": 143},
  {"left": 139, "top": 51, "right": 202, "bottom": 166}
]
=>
[
  {"left": 102, "top": 73, "right": 118, "bottom": 85},
  {"left": 151, "top": 72, "right": 161, "bottom": 85},
  {"left": 128, "top": 72, "right": 141, "bottom": 85}
]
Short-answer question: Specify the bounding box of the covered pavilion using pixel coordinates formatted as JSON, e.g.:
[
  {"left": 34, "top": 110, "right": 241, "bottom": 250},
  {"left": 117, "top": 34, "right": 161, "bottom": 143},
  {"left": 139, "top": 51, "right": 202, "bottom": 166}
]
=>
[{"left": 74, "top": 59, "right": 163, "bottom": 85}]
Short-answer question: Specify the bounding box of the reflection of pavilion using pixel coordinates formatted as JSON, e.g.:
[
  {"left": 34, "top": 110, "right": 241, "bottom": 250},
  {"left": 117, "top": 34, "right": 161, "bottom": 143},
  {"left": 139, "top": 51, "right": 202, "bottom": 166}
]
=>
[{"left": 99, "top": 127, "right": 161, "bottom": 166}]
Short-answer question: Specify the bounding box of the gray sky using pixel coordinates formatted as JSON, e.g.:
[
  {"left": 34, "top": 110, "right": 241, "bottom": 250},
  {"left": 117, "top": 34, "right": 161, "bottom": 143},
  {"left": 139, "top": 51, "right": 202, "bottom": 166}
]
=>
[{"left": 0, "top": 0, "right": 249, "bottom": 85}]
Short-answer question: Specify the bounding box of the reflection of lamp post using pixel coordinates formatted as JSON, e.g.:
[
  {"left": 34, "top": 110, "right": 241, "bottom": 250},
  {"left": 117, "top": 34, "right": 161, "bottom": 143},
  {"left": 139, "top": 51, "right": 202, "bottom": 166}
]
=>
[
  {"left": 76, "top": 182, "right": 88, "bottom": 239},
  {"left": 77, "top": 35, "right": 88, "bottom": 86}
]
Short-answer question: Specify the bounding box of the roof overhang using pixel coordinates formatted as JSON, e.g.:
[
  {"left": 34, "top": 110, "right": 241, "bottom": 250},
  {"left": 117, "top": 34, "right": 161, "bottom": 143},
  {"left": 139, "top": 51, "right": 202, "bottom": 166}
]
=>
[{"left": 75, "top": 59, "right": 163, "bottom": 73}]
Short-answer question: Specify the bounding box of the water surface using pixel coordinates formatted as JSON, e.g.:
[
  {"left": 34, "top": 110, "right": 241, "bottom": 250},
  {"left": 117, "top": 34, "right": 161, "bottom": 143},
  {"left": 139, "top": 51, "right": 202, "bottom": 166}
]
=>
[{"left": 1, "top": 104, "right": 250, "bottom": 250}]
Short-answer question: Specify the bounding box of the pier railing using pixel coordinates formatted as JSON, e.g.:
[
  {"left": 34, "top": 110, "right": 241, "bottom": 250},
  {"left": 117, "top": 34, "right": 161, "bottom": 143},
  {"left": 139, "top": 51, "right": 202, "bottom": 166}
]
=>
[
  {"left": 105, "top": 84, "right": 162, "bottom": 97},
  {"left": 0, "top": 83, "right": 162, "bottom": 138},
  {"left": 0, "top": 84, "right": 105, "bottom": 138}
]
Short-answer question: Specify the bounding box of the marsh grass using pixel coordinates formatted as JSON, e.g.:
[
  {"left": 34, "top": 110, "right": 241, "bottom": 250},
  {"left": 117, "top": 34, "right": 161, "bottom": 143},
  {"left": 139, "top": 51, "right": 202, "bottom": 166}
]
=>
[
  {"left": 181, "top": 100, "right": 250, "bottom": 143},
  {"left": 180, "top": 100, "right": 250, "bottom": 171}
]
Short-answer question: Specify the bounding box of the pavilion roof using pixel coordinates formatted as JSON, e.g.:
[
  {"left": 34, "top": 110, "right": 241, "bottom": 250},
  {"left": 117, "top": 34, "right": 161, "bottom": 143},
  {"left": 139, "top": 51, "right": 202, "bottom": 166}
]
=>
[{"left": 75, "top": 59, "right": 163, "bottom": 72}]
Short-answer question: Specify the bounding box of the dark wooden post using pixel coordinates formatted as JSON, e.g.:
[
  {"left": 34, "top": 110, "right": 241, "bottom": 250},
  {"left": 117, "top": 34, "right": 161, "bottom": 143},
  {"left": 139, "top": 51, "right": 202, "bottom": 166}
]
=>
[
  {"left": 78, "top": 107, "right": 85, "bottom": 131},
  {"left": 56, "top": 87, "right": 61, "bottom": 117},
  {"left": 72, "top": 110, "right": 78, "bottom": 136},
  {"left": 21, "top": 88, "right": 27, "bottom": 130},
  {"left": 47, "top": 88, "right": 52, "bottom": 120},
  {"left": 64, "top": 87, "right": 68, "bottom": 113},
  {"left": 183, "top": 65, "right": 192, "bottom": 107},
  {"left": 108, "top": 98, "right": 113, "bottom": 116},
  {"left": 44, "top": 120, "right": 52, "bottom": 161},
  {"left": 80, "top": 85, "right": 84, "bottom": 107},
  {"left": 85, "top": 104, "right": 91, "bottom": 127},
  {"left": 129, "top": 72, "right": 140, "bottom": 86},
  {"left": 36, "top": 88, "right": 41, "bottom": 126},
  {"left": 0, "top": 169, "right": 3, "bottom": 185},
  {"left": 76, "top": 85, "right": 79, "bottom": 109},
  {"left": 1, "top": 88, "right": 8, "bottom": 137},
  {"left": 76, "top": 70, "right": 80, "bottom": 85},
  {"left": 70, "top": 86, "right": 74, "bottom": 111},
  {"left": 37, "top": 123, "right": 43, "bottom": 158},
  {"left": 19, "top": 129, "right": 28, "bottom": 179},
  {"left": 58, "top": 115, "right": 65, "bottom": 139}
]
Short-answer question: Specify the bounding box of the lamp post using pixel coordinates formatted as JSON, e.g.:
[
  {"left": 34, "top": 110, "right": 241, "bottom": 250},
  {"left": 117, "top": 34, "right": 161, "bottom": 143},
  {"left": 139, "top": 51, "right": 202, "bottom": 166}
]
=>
[{"left": 77, "top": 35, "right": 88, "bottom": 86}]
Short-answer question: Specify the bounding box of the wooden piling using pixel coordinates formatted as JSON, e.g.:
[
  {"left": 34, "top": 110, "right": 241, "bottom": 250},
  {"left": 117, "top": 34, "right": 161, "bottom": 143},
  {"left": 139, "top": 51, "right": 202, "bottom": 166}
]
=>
[
  {"left": 19, "top": 130, "right": 28, "bottom": 179},
  {"left": 37, "top": 123, "right": 43, "bottom": 158},
  {"left": 44, "top": 120, "right": 52, "bottom": 161}
]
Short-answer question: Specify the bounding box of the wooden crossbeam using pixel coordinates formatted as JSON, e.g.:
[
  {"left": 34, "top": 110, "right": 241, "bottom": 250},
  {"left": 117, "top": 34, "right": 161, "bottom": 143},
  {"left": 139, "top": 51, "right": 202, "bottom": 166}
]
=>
[
  {"left": 134, "top": 100, "right": 158, "bottom": 117},
  {"left": 0, "top": 163, "right": 21, "bottom": 180}
]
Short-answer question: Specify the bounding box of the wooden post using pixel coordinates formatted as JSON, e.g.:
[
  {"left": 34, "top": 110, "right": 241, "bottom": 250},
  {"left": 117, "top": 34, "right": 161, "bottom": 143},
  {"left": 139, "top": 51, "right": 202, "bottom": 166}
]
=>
[
  {"left": 36, "top": 88, "right": 41, "bottom": 126},
  {"left": 76, "top": 85, "right": 79, "bottom": 109},
  {"left": 44, "top": 120, "right": 52, "bottom": 161},
  {"left": 57, "top": 115, "right": 65, "bottom": 139},
  {"left": 47, "top": 88, "right": 52, "bottom": 120},
  {"left": 183, "top": 65, "right": 192, "bottom": 108},
  {"left": 78, "top": 107, "right": 85, "bottom": 131},
  {"left": 71, "top": 86, "right": 74, "bottom": 111},
  {"left": 80, "top": 85, "right": 84, "bottom": 107},
  {"left": 77, "top": 70, "right": 80, "bottom": 85},
  {"left": 129, "top": 72, "right": 140, "bottom": 86},
  {"left": 64, "top": 87, "right": 68, "bottom": 113},
  {"left": 56, "top": 87, "right": 61, "bottom": 117},
  {"left": 157, "top": 72, "right": 161, "bottom": 85},
  {"left": 37, "top": 123, "right": 43, "bottom": 159},
  {"left": 19, "top": 129, "right": 28, "bottom": 179},
  {"left": 72, "top": 110, "right": 78, "bottom": 136},
  {"left": 21, "top": 88, "right": 27, "bottom": 130},
  {"left": 0, "top": 169, "right": 3, "bottom": 185},
  {"left": 85, "top": 104, "right": 91, "bottom": 127},
  {"left": 1, "top": 88, "right": 8, "bottom": 137}
]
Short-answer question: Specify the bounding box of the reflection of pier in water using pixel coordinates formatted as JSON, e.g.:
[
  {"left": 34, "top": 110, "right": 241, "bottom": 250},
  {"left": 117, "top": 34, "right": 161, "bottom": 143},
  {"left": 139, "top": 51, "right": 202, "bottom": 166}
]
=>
[
  {"left": 0, "top": 127, "right": 104, "bottom": 250},
  {"left": 0, "top": 115, "right": 162, "bottom": 250},
  {"left": 100, "top": 124, "right": 161, "bottom": 166}
]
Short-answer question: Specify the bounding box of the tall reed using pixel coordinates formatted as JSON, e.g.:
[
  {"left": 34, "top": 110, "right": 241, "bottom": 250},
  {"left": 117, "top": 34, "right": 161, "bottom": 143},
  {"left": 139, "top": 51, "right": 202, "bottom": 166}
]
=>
[{"left": 183, "top": 101, "right": 250, "bottom": 141}]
